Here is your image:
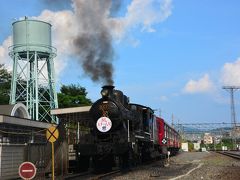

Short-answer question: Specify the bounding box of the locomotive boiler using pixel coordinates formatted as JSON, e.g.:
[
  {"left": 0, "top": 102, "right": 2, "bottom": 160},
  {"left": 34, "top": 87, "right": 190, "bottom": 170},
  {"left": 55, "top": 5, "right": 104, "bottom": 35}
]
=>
[{"left": 89, "top": 85, "right": 140, "bottom": 170}]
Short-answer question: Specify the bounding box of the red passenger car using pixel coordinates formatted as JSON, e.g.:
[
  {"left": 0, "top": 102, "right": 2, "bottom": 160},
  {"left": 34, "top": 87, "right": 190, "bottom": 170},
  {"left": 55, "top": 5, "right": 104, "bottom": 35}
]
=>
[{"left": 155, "top": 117, "right": 181, "bottom": 155}]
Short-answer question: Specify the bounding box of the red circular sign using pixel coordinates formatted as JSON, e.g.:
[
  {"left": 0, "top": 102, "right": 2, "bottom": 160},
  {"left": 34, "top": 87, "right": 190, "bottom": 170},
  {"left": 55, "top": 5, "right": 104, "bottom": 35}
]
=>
[{"left": 19, "top": 162, "right": 36, "bottom": 180}]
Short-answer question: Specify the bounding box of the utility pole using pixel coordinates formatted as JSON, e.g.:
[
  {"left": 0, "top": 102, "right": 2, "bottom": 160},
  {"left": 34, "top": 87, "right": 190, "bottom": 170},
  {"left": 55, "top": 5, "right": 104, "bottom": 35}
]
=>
[{"left": 223, "top": 86, "right": 240, "bottom": 150}]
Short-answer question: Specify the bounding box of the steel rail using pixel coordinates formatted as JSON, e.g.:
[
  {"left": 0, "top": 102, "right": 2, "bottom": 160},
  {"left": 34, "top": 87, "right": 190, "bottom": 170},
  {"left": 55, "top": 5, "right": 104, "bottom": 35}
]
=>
[
  {"left": 90, "top": 170, "right": 121, "bottom": 180},
  {"left": 217, "top": 151, "right": 240, "bottom": 160}
]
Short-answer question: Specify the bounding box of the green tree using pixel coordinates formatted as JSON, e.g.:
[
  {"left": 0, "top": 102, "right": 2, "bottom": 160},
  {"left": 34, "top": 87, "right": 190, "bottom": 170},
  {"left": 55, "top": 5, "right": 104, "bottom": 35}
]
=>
[
  {"left": 0, "top": 64, "right": 11, "bottom": 104},
  {"left": 0, "top": 65, "right": 93, "bottom": 108},
  {"left": 58, "top": 84, "right": 92, "bottom": 108}
]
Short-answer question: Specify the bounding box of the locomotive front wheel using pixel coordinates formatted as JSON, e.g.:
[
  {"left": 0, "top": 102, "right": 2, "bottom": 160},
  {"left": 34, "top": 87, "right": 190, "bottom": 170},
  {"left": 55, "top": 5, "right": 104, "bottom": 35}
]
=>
[
  {"left": 119, "top": 151, "right": 130, "bottom": 170},
  {"left": 93, "top": 155, "right": 113, "bottom": 173},
  {"left": 77, "top": 155, "right": 90, "bottom": 172},
  {"left": 136, "top": 152, "right": 143, "bottom": 165},
  {"left": 128, "top": 148, "right": 138, "bottom": 167}
]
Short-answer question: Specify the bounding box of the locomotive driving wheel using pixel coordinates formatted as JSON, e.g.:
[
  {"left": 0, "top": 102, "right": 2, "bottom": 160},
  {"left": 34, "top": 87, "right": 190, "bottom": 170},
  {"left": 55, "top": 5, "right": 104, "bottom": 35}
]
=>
[
  {"left": 129, "top": 147, "right": 139, "bottom": 167},
  {"left": 77, "top": 155, "right": 90, "bottom": 172},
  {"left": 119, "top": 151, "right": 129, "bottom": 170},
  {"left": 93, "top": 154, "right": 114, "bottom": 172}
]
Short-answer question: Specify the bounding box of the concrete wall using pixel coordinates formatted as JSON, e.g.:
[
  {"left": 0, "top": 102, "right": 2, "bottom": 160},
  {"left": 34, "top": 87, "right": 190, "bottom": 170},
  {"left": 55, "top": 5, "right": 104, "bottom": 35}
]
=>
[
  {"left": 181, "top": 143, "right": 189, "bottom": 152},
  {"left": 0, "top": 144, "right": 26, "bottom": 179}
]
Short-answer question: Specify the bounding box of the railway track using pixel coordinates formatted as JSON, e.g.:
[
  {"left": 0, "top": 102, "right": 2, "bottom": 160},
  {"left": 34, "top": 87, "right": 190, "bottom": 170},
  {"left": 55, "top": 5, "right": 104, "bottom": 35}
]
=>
[
  {"left": 64, "top": 156, "right": 167, "bottom": 179},
  {"left": 217, "top": 151, "right": 240, "bottom": 160},
  {"left": 64, "top": 170, "right": 121, "bottom": 180},
  {"left": 64, "top": 171, "right": 92, "bottom": 179},
  {"left": 90, "top": 170, "right": 121, "bottom": 180}
]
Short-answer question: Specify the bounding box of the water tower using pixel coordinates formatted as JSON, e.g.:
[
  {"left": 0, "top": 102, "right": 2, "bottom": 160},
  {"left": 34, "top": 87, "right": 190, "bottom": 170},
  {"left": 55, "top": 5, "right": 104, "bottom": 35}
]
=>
[{"left": 9, "top": 18, "right": 58, "bottom": 123}]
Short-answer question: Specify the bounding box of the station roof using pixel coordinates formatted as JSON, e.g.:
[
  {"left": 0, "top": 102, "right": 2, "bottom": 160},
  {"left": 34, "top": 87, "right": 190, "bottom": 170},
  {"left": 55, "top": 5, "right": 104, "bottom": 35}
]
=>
[
  {"left": 0, "top": 114, "right": 52, "bottom": 129},
  {"left": 50, "top": 106, "right": 92, "bottom": 125},
  {"left": 51, "top": 106, "right": 91, "bottom": 115}
]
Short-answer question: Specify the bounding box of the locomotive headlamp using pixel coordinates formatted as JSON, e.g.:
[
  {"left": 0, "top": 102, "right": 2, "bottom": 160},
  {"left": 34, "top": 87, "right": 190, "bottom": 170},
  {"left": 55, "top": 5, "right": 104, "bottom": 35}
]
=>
[{"left": 101, "top": 89, "right": 109, "bottom": 97}]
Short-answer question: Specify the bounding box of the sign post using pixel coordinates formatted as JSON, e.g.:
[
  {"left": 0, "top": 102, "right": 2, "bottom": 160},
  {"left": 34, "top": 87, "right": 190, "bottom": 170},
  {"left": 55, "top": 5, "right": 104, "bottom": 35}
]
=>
[
  {"left": 46, "top": 125, "right": 59, "bottom": 180},
  {"left": 19, "top": 162, "right": 36, "bottom": 180}
]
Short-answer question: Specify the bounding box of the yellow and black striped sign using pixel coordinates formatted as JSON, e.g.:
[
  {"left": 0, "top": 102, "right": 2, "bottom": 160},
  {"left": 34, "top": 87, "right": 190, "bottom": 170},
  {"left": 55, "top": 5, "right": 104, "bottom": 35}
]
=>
[{"left": 46, "top": 126, "right": 59, "bottom": 143}]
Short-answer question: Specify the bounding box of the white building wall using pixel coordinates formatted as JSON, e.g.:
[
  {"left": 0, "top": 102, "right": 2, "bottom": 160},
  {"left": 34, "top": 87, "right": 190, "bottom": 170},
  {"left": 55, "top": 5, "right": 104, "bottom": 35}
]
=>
[
  {"left": 181, "top": 143, "right": 189, "bottom": 152},
  {"left": 194, "top": 143, "right": 200, "bottom": 151}
]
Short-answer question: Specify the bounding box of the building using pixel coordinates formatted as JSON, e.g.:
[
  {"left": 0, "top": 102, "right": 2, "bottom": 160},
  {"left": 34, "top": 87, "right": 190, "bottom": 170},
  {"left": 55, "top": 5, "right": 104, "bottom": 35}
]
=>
[
  {"left": 193, "top": 143, "right": 200, "bottom": 151},
  {"left": 0, "top": 103, "right": 53, "bottom": 179},
  {"left": 203, "top": 133, "right": 213, "bottom": 144},
  {"left": 181, "top": 142, "right": 189, "bottom": 152}
]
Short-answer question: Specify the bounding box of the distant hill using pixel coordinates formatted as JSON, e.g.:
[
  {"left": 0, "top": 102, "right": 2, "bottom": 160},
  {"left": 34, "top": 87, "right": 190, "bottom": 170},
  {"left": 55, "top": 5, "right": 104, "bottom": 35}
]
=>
[{"left": 179, "top": 126, "right": 232, "bottom": 135}]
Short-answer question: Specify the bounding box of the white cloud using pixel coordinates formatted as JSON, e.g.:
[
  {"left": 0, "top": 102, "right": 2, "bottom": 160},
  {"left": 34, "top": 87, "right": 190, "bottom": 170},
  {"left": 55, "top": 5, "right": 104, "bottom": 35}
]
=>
[
  {"left": 108, "top": 0, "right": 172, "bottom": 40},
  {"left": 0, "top": 36, "right": 12, "bottom": 70},
  {"left": 32, "top": 10, "right": 76, "bottom": 80},
  {"left": 159, "top": 95, "right": 168, "bottom": 101},
  {"left": 221, "top": 58, "right": 240, "bottom": 86},
  {"left": 183, "top": 74, "right": 215, "bottom": 94},
  {"left": 0, "top": 0, "right": 173, "bottom": 80}
]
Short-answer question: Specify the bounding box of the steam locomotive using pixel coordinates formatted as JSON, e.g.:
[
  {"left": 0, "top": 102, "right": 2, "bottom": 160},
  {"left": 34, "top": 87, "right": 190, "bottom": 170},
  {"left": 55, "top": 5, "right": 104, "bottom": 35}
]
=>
[{"left": 74, "top": 85, "right": 180, "bottom": 171}]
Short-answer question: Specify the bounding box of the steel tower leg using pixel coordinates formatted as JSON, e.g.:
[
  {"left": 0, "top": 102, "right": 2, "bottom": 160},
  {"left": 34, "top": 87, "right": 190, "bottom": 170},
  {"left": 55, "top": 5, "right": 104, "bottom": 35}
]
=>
[
  {"left": 10, "top": 55, "right": 17, "bottom": 104},
  {"left": 9, "top": 50, "right": 58, "bottom": 123}
]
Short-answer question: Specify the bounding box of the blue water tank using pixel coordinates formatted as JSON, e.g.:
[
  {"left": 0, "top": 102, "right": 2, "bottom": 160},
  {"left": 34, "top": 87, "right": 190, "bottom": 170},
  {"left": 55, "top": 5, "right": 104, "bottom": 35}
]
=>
[{"left": 12, "top": 18, "right": 55, "bottom": 54}]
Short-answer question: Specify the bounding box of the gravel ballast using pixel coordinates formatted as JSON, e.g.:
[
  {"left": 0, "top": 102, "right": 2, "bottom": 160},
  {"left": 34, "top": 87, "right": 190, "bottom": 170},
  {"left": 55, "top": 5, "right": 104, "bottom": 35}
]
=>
[{"left": 111, "top": 151, "right": 240, "bottom": 180}]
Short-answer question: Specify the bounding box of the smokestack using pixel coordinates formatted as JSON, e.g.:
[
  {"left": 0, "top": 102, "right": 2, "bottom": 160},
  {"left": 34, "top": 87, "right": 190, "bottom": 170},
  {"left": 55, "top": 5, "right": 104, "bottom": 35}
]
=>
[
  {"left": 101, "top": 85, "right": 115, "bottom": 98},
  {"left": 102, "top": 85, "right": 115, "bottom": 91}
]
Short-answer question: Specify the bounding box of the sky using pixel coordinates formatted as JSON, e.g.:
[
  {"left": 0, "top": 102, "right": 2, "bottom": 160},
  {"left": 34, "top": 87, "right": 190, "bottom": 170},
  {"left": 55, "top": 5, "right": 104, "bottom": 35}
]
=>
[{"left": 1, "top": 0, "right": 240, "bottom": 125}]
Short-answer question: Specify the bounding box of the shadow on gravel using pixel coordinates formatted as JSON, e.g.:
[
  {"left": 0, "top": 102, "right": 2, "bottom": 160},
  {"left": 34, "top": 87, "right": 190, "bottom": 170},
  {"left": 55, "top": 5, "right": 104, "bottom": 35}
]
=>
[{"left": 149, "top": 163, "right": 197, "bottom": 179}]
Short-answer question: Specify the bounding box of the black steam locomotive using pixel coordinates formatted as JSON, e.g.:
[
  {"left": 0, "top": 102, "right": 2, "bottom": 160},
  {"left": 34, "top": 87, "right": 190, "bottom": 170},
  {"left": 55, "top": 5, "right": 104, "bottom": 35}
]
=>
[{"left": 74, "top": 85, "right": 180, "bottom": 171}]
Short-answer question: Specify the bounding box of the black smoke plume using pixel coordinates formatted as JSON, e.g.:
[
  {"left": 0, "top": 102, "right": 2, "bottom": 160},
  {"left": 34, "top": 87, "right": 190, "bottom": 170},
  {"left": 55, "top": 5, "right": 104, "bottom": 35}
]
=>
[
  {"left": 42, "top": 0, "right": 121, "bottom": 85},
  {"left": 73, "top": 32, "right": 114, "bottom": 85},
  {"left": 72, "top": 0, "right": 120, "bottom": 85}
]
